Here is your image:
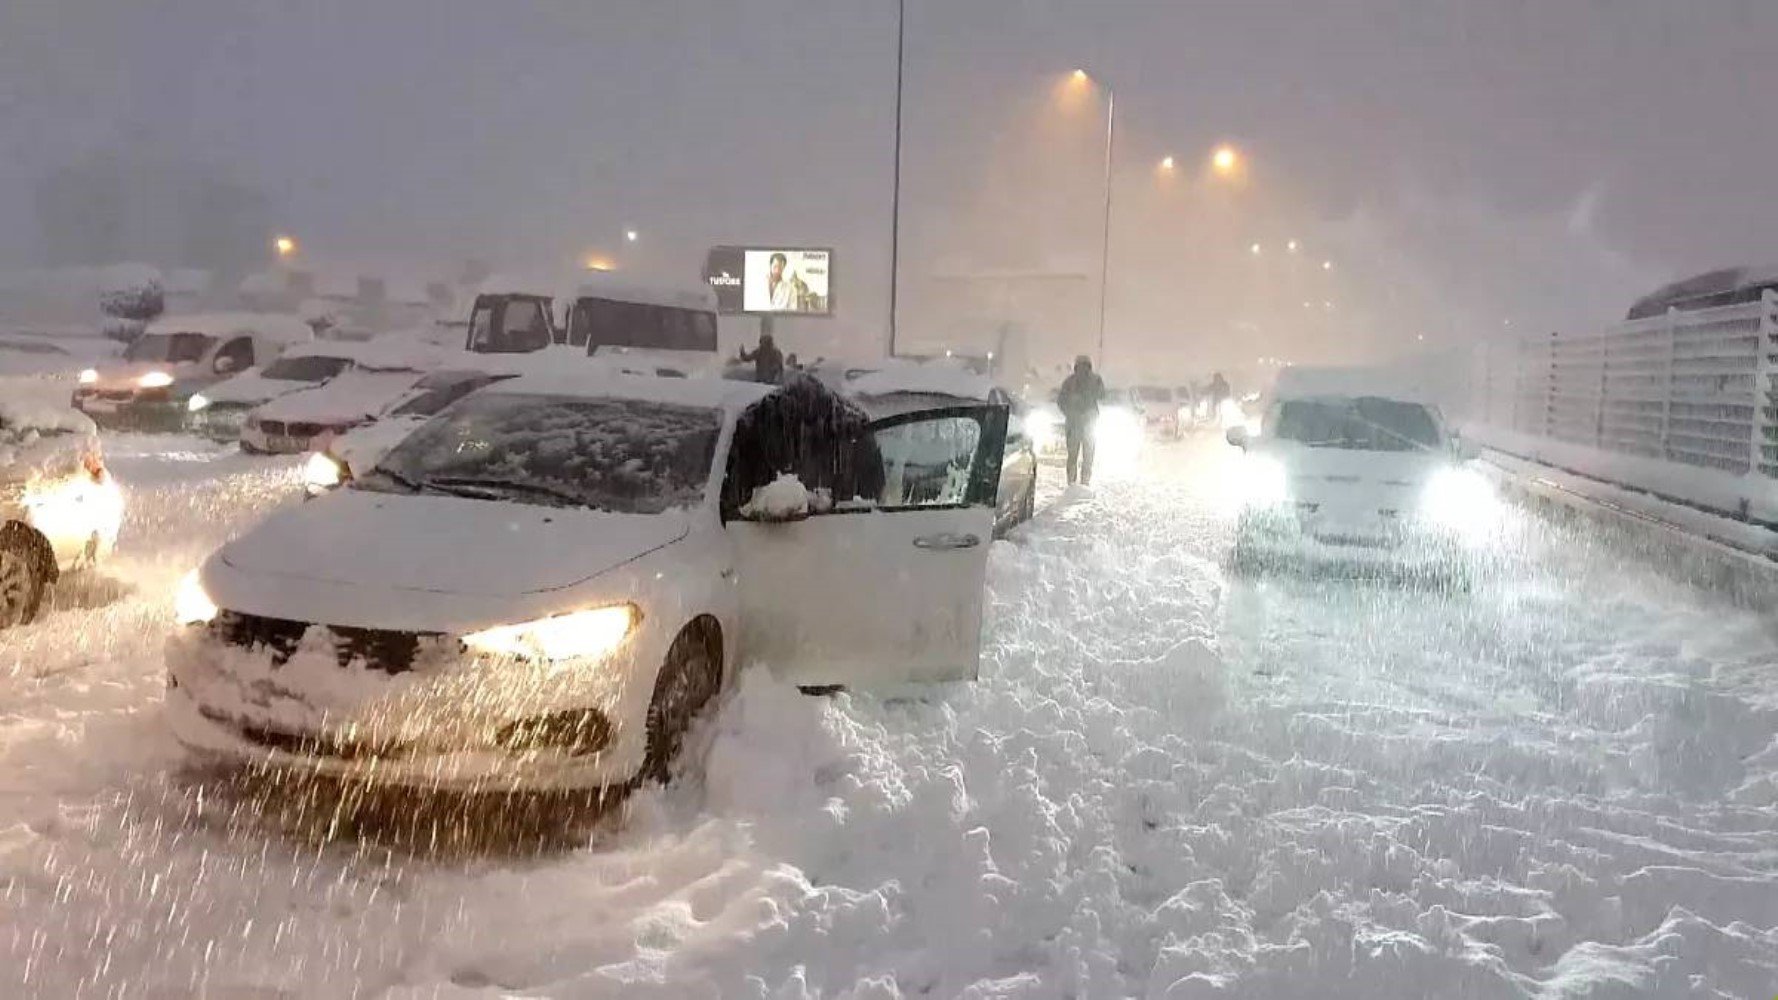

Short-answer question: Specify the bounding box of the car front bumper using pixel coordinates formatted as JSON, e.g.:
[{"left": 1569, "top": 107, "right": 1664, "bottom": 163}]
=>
[
  {"left": 1234, "top": 507, "right": 1472, "bottom": 575},
  {"left": 164, "top": 624, "right": 651, "bottom": 791},
  {"left": 71, "top": 392, "right": 187, "bottom": 431}
]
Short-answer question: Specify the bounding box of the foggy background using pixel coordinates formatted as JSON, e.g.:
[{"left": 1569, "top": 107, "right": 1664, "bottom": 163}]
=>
[{"left": 3, "top": 0, "right": 1773, "bottom": 379}]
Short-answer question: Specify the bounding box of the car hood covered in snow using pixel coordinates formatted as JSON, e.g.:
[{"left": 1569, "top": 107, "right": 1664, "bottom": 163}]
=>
[
  {"left": 210, "top": 488, "right": 689, "bottom": 628},
  {"left": 251, "top": 369, "right": 428, "bottom": 425},
  {"left": 200, "top": 369, "right": 318, "bottom": 407},
  {"left": 327, "top": 415, "right": 427, "bottom": 474}
]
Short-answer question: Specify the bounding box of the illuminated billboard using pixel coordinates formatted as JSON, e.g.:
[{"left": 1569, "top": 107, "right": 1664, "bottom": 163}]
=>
[{"left": 704, "top": 246, "right": 833, "bottom": 316}]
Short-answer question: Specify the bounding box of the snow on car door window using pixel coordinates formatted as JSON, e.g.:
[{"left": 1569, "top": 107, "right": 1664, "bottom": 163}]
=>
[
  {"left": 364, "top": 392, "right": 720, "bottom": 514},
  {"left": 875, "top": 415, "right": 982, "bottom": 507}
]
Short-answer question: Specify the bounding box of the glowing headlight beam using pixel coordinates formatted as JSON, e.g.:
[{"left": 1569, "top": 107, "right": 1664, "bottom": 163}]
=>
[
  {"left": 138, "top": 371, "right": 174, "bottom": 389},
  {"left": 302, "top": 452, "right": 345, "bottom": 495},
  {"left": 174, "top": 570, "right": 219, "bottom": 626},
  {"left": 461, "top": 605, "right": 638, "bottom": 664},
  {"left": 78, "top": 369, "right": 99, "bottom": 385},
  {"left": 187, "top": 394, "right": 211, "bottom": 413}
]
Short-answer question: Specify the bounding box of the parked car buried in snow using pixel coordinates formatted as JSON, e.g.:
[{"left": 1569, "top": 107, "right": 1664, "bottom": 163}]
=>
[
  {"left": 1226, "top": 368, "right": 1495, "bottom": 578},
  {"left": 1, "top": 395, "right": 123, "bottom": 627},
  {"left": 71, "top": 313, "right": 314, "bottom": 431},
  {"left": 168, "top": 373, "right": 1008, "bottom": 790},
  {"left": 186, "top": 345, "right": 358, "bottom": 442},
  {"left": 302, "top": 368, "right": 517, "bottom": 494},
  {"left": 237, "top": 339, "right": 448, "bottom": 454}
]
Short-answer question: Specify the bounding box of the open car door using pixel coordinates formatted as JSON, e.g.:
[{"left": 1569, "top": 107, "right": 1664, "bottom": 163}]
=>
[{"left": 730, "top": 403, "right": 1006, "bottom": 688}]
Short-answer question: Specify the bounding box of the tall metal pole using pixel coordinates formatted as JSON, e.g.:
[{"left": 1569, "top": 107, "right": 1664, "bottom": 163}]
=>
[
  {"left": 1095, "top": 87, "right": 1115, "bottom": 365},
  {"left": 887, "top": 0, "right": 906, "bottom": 358}
]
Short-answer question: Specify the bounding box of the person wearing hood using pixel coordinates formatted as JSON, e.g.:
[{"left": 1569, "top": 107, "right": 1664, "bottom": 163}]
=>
[{"left": 1056, "top": 355, "right": 1106, "bottom": 485}]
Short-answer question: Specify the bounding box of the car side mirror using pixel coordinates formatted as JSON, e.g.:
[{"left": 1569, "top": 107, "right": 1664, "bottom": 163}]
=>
[
  {"left": 1225, "top": 425, "right": 1250, "bottom": 449},
  {"left": 215, "top": 355, "right": 241, "bottom": 375}
]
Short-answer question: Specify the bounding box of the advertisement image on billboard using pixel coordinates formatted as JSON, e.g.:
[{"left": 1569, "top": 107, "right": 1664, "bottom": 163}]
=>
[{"left": 704, "top": 247, "right": 832, "bottom": 316}]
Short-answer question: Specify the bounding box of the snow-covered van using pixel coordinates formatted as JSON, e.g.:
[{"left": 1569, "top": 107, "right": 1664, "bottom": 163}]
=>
[
  {"left": 185, "top": 343, "right": 360, "bottom": 441},
  {"left": 463, "top": 274, "right": 719, "bottom": 374},
  {"left": 71, "top": 313, "right": 314, "bottom": 430},
  {"left": 1226, "top": 366, "right": 1493, "bottom": 576},
  {"left": 1, "top": 389, "right": 123, "bottom": 627},
  {"left": 169, "top": 374, "right": 1009, "bottom": 791}
]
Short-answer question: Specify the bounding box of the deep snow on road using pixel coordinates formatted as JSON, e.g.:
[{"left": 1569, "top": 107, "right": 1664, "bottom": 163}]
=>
[{"left": 2, "top": 435, "right": 1776, "bottom": 998}]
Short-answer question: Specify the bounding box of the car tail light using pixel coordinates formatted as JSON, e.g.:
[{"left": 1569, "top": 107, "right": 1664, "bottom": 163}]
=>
[{"left": 81, "top": 451, "right": 106, "bottom": 482}]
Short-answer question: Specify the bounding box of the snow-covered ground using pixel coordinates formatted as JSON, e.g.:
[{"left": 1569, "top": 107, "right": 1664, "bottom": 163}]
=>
[{"left": 2, "top": 434, "right": 1776, "bottom": 998}]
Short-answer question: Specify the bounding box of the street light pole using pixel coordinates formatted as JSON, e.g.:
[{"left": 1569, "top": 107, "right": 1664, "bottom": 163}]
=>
[
  {"left": 1095, "top": 85, "right": 1115, "bottom": 365},
  {"left": 887, "top": 0, "right": 906, "bottom": 358}
]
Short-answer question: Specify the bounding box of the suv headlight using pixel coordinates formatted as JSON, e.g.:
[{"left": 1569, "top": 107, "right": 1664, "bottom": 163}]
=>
[
  {"left": 174, "top": 570, "right": 219, "bottom": 625},
  {"left": 1238, "top": 454, "right": 1290, "bottom": 507},
  {"left": 1421, "top": 467, "right": 1499, "bottom": 537},
  {"left": 303, "top": 451, "right": 347, "bottom": 495},
  {"left": 187, "top": 394, "right": 211, "bottom": 413},
  {"left": 138, "top": 371, "right": 174, "bottom": 389},
  {"left": 462, "top": 605, "right": 639, "bottom": 665}
]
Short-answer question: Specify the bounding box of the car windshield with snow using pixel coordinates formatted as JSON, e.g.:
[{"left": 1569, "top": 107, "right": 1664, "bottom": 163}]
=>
[
  {"left": 361, "top": 393, "right": 720, "bottom": 514},
  {"left": 168, "top": 373, "right": 1007, "bottom": 791}
]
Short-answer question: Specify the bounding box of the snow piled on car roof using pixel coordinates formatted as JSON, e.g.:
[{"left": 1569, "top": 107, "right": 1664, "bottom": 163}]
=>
[
  {"left": 846, "top": 364, "right": 996, "bottom": 401},
  {"left": 252, "top": 368, "right": 430, "bottom": 422},
  {"left": 1269, "top": 365, "right": 1439, "bottom": 404},
  {"left": 496, "top": 370, "right": 775, "bottom": 412},
  {"left": 147, "top": 312, "right": 313, "bottom": 344}
]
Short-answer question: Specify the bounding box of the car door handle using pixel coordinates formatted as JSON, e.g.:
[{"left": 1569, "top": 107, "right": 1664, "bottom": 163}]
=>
[{"left": 913, "top": 532, "right": 980, "bottom": 550}]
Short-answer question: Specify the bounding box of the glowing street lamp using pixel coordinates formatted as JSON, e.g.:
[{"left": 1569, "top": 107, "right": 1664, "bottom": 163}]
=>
[
  {"left": 1249, "top": 242, "right": 1263, "bottom": 255},
  {"left": 1211, "top": 145, "right": 1240, "bottom": 176},
  {"left": 1160, "top": 155, "right": 1175, "bottom": 171},
  {"left": 1072, "top": 69, "right": 1089, "bottom": 83},
  {"left": 584, "top": 254, "right": 615, "bottom": 272},
  {"left": 1322, "top": 260, "right": 1333, "bottom": 271},
  {"left": 1287, "top": 239, "right": 1300, "bottom": 253},
  {"left": 624, "top": 229, "right": 639, "bottom": 242},
  {"left": 273, "top": 235, "right": 296, "bottom": 259}
]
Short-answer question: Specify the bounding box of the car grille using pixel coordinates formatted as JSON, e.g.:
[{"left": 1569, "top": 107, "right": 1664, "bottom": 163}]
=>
[
  {"left": 256, "top": 419, "right": 286, "bottom": 435},
  {"left": 205, "top": 709, "right": 413, "bottom": 760},
  {"left": 98, "top": 389, "right": 135, "bottom": 402},
  {"left": 288, "top": 421, "right": 326, "bottom": 438},
  {"left": 209, "top": 610, "right": 439, "bottom": 674}
]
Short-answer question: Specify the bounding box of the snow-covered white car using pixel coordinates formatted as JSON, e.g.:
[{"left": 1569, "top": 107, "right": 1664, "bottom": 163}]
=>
[
  {"left": 238, "top": 340, "right": 447, "bottom": 454},
  {"left": 185, "top": 345, "right": 358, "bottom": 442},
  {"left": 167, "top": 374, "right": 1008, "bottom": 790},
  {"left": 71, "top": 313, "right": 314, "bottom": 431},
  {"left": 1, "top": 393, "right": 123, "bottom": 627},
  {"left": 1226, "top": 368, "right": 1492, "bottom": 576}
]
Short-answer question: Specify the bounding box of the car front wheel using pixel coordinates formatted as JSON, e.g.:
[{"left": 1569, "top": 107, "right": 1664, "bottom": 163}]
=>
[
  {"left": 640, "top": 621, "right": 723, "bottom": 785},
  {"left": 0, "top": 529, "right": 50, "bottom": 628}
]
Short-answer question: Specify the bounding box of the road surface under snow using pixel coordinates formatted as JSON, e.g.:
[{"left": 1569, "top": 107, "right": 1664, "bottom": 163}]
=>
[{"left": 2, "top": 434, "right": 1776, "bottom": 999}]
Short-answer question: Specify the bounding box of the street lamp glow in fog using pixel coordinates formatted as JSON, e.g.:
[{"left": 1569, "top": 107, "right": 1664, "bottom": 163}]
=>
[
  {"left": 1211, "top": 145, "right": 1240, "bottom": 175},
  {"left": 1250, "top": 242, "right": 1263, "bottom": 255},
  {"left": 625, "top": 229, "right": 639, "bottom": 242},
  {"left": 1160, "top": 155, "right": 1175, "bottom": 171},
  {"left": 273, "top": 235, "right": 296, "bottom": 258}
]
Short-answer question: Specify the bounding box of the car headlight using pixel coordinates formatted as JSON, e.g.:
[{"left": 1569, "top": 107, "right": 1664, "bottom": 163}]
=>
[
  {"left": 303, "top": 451, "right": 346, "bottom": 495},
  {"left": 1238, "top": 454, "right": 1290, "bottom": 507},
  {"left": 461, "top": 605, "right": 639, "bottom": 664},
  {"left": 174, "top": 570, "right": 219, "bottom": 626},
  {"left": 1217, "top": 399, "right": 1245, "bottom": 429},
  {"left": 1095, "top": 408, "right": 1142, "bottom": 444},
  {"left": 138, "top": 371, "right": 174, "bottom": 389},
  {"left": 79, "top": 368, "right": 99, "bottom": 385},
  {"left": 1420, "top": 466, "right": 1499, "bottom": 537},
  {"left": 187, "top": 393, "right": 211, "bottom": 413}
]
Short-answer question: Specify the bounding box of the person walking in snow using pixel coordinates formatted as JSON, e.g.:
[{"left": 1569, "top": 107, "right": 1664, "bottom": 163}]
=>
[
  {"left": 738, "top": 332, "right": 785, "bottom": 384},
  {"left": 1057, "top": 354, "right": 1106, "bottom": 486}
]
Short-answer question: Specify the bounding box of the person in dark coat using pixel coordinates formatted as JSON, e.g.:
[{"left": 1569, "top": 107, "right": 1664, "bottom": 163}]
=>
[
  {"left": 1056, "top": 355, "right": 1106, "bottom": 485},
  {"left": 739, "top": 333, "right": 785, "bottom": 384}
]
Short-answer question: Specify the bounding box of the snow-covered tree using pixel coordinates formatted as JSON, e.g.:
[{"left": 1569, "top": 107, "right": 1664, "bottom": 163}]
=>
[{"left": 96, "top": 263, "right": 165, "bottom": 341}]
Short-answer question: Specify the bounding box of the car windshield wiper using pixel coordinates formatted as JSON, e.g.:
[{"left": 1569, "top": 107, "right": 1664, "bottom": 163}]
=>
[
  {"left": 363, "top": 466, "right": 424, "bottom": 493},
  {"left": 423, "top": 475, "right": 588, "bottom": 507}
]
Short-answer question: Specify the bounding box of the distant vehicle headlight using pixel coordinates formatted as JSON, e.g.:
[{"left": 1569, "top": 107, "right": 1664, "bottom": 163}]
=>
[
  {"left": 302, "top": 451, "right": 346, "bottom": 495},
  {"left": 1094, "top": 407, "right": 1143, "bottom": 447},
  {"left": 174, "top": 570, "right": 219, "bottom": 626},
  {"left": 138, "top": 371, "right": 174, "bottom": 389},
  {"left": 1420, "top": 466, "right": 1499, "bottom": 539},
  {"left": 187, "top": 393, "right": 211, "bottom": 413},
  {"left": 78, "top": 368, "right": 99, "bottom": 385},
  {"left": 461, "top": 605, "right": 639, "bottom": 666},
  {"left": 1217, "top": 399, "right": 1245, "bottom": 430},
  {"left": 1238, "top": 454, "right": 1290, "bottom": 507}
]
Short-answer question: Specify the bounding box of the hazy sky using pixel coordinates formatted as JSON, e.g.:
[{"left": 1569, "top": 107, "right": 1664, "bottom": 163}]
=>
[{"left": 3, "top": 0, "right": 1773, "bottom": 369}]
